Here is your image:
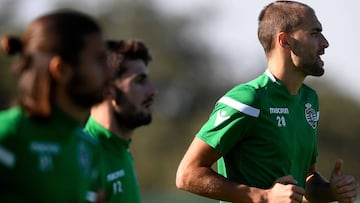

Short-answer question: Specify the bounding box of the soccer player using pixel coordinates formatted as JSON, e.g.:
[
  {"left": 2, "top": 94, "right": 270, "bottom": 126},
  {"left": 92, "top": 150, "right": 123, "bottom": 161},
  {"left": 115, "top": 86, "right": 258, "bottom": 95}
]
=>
[
  {"left": 84, "top": 39, "right": 156, "bottom": 203},
  {"left": 176, "top": 1, "right": 358, "bottom": 203},
  {"left": 0, "top": 10, "right": 109, "bottom": 202}
]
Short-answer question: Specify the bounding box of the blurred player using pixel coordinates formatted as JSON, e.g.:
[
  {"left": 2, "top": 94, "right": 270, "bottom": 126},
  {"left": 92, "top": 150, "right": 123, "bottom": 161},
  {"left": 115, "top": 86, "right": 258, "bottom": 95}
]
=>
[
  {"left": 85, "top": 39, "right": 156, "bottom": 203},
  {"left": 0, "top": 10, "right": 109, "bottom": 202}
]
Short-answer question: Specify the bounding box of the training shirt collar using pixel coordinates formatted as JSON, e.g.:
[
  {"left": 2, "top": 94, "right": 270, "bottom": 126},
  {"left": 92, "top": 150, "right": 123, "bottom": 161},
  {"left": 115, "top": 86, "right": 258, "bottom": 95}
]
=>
[{"left": 265, "top": 69, "right": 277, "bottom": 82}]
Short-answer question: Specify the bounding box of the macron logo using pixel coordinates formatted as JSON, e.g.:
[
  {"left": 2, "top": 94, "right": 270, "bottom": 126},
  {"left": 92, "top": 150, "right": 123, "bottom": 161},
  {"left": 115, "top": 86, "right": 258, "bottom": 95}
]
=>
[
  {"left": 214, "top": 110, "right": 230, "bottom": 127},
  {"left": 269, "top": 107, "right": 289, "bottom": 114}
]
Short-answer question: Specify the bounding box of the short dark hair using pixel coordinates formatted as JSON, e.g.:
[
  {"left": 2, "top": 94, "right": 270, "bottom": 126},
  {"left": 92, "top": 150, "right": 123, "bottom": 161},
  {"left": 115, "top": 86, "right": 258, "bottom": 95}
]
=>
[
  {"left": 258, "top": 1, "right": 314, "bottom": 54},
  {"left": 106, "top": 39, "right": 152, "bottom": 79},
  {"left": 1, "top": 10, "right": 102, "bottom": 117}
]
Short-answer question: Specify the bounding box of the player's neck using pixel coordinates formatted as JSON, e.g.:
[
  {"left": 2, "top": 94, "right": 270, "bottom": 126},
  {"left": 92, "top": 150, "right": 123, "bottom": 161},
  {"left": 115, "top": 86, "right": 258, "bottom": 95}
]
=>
[
  {"left": 111, "top": 124, "right": 133, "bottom": 141},
  {"left": 91, "top": 101, "right": 133, "bottom": 141},
  {"left": 54, "top": 89, "right": 90, "bottom": 124},
  {"left": 268, "top": 60, "right": 305, "bottom": 95}
]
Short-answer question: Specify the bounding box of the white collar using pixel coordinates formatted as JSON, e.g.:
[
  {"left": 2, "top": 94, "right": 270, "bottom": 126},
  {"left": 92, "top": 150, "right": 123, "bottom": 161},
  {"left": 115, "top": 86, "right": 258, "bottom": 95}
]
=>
[{"left": 265, "top": 69, "right": 276, "bottom": 82}]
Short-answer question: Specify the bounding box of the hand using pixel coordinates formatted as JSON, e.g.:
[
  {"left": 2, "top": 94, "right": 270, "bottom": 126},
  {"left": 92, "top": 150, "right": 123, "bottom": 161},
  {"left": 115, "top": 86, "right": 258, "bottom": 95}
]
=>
[
  {"left": 330, "top": 159, "right": 359, "bottom": 203},
  {"left": 275, "top": 175, "right": 298, "bottom": 185},
  {"left": 267, "top": 175, "right": 305, "bottom": 203}
]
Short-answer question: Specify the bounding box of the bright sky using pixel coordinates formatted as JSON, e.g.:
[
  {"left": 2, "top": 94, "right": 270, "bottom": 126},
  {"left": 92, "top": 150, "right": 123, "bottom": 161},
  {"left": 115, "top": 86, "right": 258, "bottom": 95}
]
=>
[
  {"left": 152, "top": 0, "right": 360, "bottom": 102},
  {"left": 13, "top": 0, "right": 360, "bottom": 102}
]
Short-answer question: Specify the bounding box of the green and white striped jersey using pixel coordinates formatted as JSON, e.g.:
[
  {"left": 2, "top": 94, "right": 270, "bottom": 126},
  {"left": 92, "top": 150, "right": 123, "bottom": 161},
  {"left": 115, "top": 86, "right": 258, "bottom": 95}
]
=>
[{"left": 197, "top": 70, "right": 319, "bottom": 194}]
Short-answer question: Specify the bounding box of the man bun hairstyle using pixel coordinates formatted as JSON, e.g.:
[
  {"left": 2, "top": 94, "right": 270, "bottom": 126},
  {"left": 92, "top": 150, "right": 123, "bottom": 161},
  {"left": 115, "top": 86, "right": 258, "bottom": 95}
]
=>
[
  {"left": 1, "top": 35, "right": 23, "bottom": 55},
  {"left": 2, "top": 10, "right": 102, "bottom": 117}
]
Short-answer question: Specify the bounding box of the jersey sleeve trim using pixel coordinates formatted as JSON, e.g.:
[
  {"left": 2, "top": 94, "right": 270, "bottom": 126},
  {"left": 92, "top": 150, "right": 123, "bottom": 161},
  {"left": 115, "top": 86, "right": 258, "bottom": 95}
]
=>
[
  {"left": 0, "top": 145, "right": 15, "bottom": 168},
  {"left": 218, "top": 96, "right": 260, "bottom": 118}
]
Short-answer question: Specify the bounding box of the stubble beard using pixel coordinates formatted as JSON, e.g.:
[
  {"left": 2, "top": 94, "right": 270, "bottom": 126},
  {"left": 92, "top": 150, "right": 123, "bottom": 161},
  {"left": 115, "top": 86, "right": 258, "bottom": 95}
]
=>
[
  {"left": 300, "top": 59, "right": 325, "bottom": 77},
  {"left": 113, "top": 107, "right": 152, "bottom": 130},
  {"left": 113, "top": 89, "right": 152, "bottom": 130}
]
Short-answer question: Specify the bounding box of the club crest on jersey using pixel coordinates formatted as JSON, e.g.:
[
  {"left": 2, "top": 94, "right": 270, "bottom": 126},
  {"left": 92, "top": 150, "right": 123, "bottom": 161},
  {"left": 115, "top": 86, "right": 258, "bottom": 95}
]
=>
[{"left": 305, "top": 103, "right": 318, "bottom": 129}]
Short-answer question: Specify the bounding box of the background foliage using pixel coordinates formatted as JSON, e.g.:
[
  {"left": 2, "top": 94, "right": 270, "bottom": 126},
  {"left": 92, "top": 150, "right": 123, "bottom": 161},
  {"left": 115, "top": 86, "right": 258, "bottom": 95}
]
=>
[{"left": 0, "top": 1, "right": 359, "bottom": 202}]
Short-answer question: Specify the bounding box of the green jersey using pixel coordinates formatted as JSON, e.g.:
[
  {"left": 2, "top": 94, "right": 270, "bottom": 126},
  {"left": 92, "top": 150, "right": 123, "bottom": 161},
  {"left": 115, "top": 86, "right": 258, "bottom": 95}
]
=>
[
  {"left": 197, "top": 70, "right": 319, "bottom": 198},
  {"left": 85, "top": 117, "right": 141, "bottom": 203},
  {"left": 0, "top": 106, "right": 101, "bottom": 203}
]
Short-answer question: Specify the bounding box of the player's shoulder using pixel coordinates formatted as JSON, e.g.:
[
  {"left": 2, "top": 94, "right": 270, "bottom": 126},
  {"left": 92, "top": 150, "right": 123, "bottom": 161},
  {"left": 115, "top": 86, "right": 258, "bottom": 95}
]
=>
[
  {"left": 0, "top": 106, "right": 24, "bottom": 126},
  {"left": 300, "top": 83, "right": 319, "bottom": 99},
  {"left": 0, "top": 106, "right": 24, "bottom": 135},
  {"left": 76, "top": 128, "right": 99, "bottom": 146},
  {"left": 224, "top": 73, "right": 271, "bottom": 105},
  {"left": 301, "top": 83, "right": 317, "bottom": 93},
  {"left": 83, "top": 117, "right": 107, "bottom": 140},
  {"left": 0, "top": 106, "right": 23, "bottom": 119}
]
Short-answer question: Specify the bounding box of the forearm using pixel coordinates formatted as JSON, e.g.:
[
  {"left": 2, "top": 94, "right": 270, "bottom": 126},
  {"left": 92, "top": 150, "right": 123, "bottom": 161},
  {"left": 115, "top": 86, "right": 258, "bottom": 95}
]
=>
[
  {"left": 305, "top": 172, "right": 335, "bottom": 203},
  {"left": 176, "top": 166, "right": 266, "bottom": 203}
]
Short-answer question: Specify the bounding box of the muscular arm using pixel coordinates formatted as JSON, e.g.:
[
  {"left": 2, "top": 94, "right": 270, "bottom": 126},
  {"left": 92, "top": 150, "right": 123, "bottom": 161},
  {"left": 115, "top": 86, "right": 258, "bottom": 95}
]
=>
[
  {"left": 176, "top": 138, "right": 304, "bottom": 203},
  {"left": 176, "top": 138, "right": 266, "bottom": 202}
]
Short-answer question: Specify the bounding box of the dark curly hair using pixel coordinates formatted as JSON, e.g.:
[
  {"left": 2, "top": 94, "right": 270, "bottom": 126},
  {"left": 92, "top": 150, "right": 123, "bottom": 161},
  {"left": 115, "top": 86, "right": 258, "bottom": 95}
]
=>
[{"left": 105, "top": 39, "right": 152, "bottom": 79}]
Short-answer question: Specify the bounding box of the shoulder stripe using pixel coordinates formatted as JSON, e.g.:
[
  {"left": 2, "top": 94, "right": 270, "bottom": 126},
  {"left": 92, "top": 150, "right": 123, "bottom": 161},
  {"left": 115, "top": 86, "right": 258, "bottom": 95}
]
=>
[
  {"left": 218, "top": 96, "right": 260, "bottom": 118},
  {"left": 0, "top": 145, "right": 15, "bottom": 168}
]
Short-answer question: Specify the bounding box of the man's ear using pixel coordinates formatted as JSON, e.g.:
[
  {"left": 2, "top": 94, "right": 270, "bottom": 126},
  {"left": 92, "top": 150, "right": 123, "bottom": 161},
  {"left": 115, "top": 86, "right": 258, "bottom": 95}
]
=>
[
  {"left": 49, "top": 56, "right": 72, "bottom": 83},
  {"left": 278, "top": 32, "right": 291, "bottom": 49}
]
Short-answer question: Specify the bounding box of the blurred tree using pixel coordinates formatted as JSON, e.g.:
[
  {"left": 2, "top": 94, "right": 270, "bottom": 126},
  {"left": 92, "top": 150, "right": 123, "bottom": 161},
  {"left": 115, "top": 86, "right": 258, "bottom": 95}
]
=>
[
  {"left": 0, "top": 0, "right": 19, "bottom": 30},
  {"left": 309, "top": 79, "right": 360, "bottom": 182},
  {"left": 96, "top": 1, "right": 229, "bottom": 119},
  {"left": 0, "top": 0, "right": 20, "bottom": 109},
  {"left": 0, "top": 1, "right": 359, "bottom": 202}
]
